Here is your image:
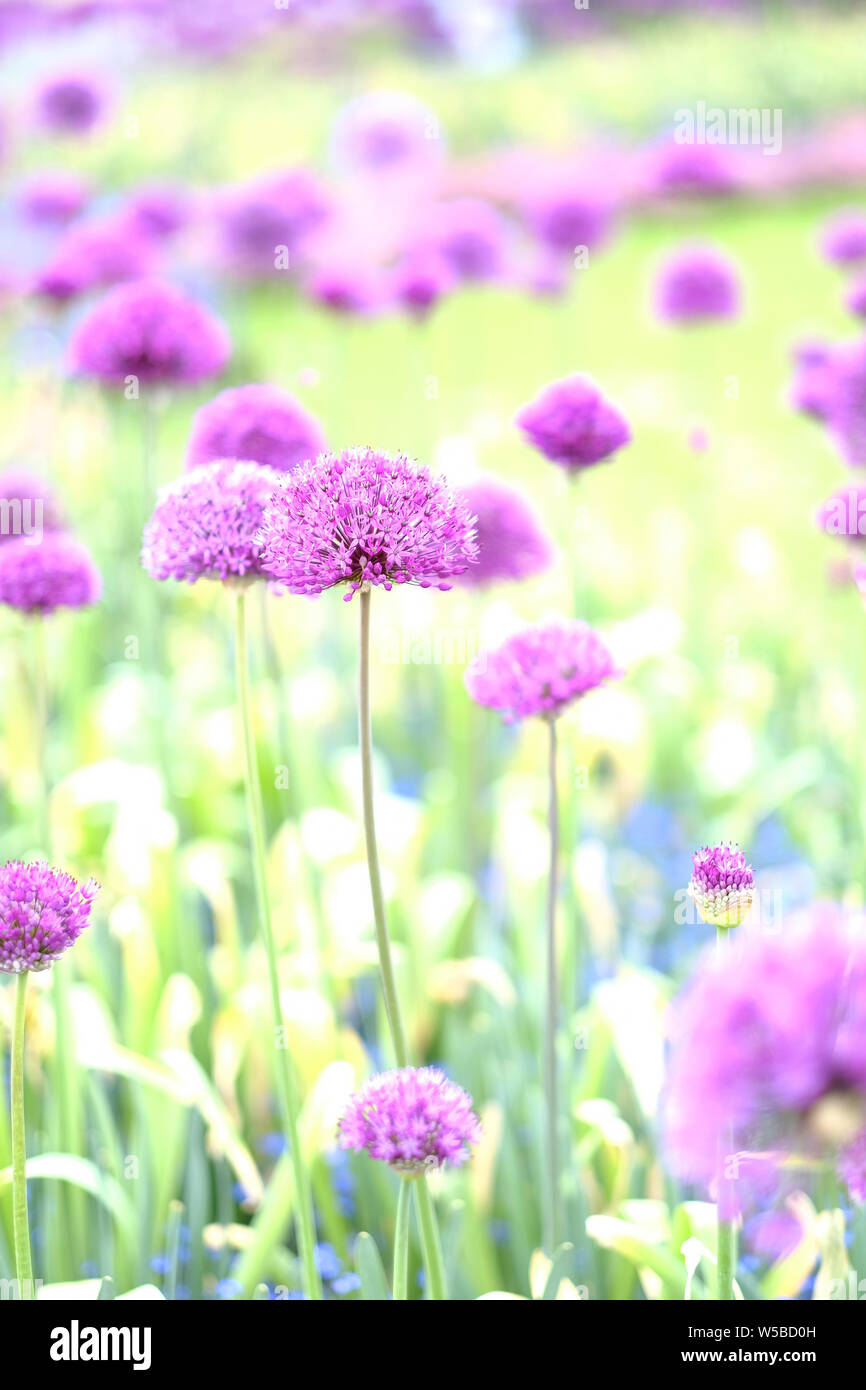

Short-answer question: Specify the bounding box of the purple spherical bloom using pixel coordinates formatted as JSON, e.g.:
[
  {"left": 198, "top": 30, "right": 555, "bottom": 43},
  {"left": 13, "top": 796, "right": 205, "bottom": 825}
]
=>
[
  {"left": 186, "top": 384, "right": 325, "bottom": 475},
  {"left": 646, "top": 139, "right": 741, "bottom": 200},
  {"left": 121, "top": 182, "right": 192, "bottom": 239},
  {"left": 845, "top": 273, "right": 866, "bottom": 321},
  {"left": 789, "top": 338, "right": 837, "bottom": 421},
  {"left": 525, "top": 185, "right": 616, "bottom": 258},
  {"left": 421, "top": 198, "right": 510, "bottom": 282},
  {"left": 68, "top": 279, "right": 231, "bottom": 387},
  {"left": 654, "top": 242, "right": 742, "bottom": 324},
  {"left": 34, "top": 71, "right": 109, "bottom": 135},
  {"left": 456, "top": 476, "right": 552, "bottom": 588},
  {"left": 515, "top": 373, "right": 631, "bottom": 471},
  {"left": 17, "top": 170, "right": 90, "bottom": 226},
  {"left": 663, "top": 910, "right": 866, "bottom": 1203},
  {"left": 390, "top": 247, "right": 455, "bottom": 320},
  {"left": 305, "top": 262, "right": 381, "bottom": 316},
  {"left": 820, "top": 210, "right": 866, "bottom": 267},
  {"left": 0, "top": 533, "right": 101, "bottom": 614},
  {"left": 338, "top": 1066, "right": 480, "bottom": 1174},
  {"left": 330, "top": 91, "right": 442, "bottom": 175},
  {"left": 816, "top": 485, "right": 866, "bottom": 541},
  {"left": 142, "top": 460, "right": 280, "bottom": 585},
  {"left": 0, "top": 469, "right": 64, "bottom": 543},
  {"left": 215, "top": 169, "right": 331, "bottom": 279},
  {"left": 0, "top": 859, "right": 98, "bottom": 973},
  {"left": 35, "top": 215, "right": 158, "bottom": 302},
  {"left": 688, "top": 843, "right": 754, "bottom": 929},
  {"left": 258, "top": 447, "right": 477, "bottom": 599},
  {"left": 465, "top": 619, "right": 620, "bottom": 722},
  {"left": 824, "top": 338, "right": 866, "bottom": 466},
  {"left": 839, "top": 1128, "right": 866, "bottom": 1203}
]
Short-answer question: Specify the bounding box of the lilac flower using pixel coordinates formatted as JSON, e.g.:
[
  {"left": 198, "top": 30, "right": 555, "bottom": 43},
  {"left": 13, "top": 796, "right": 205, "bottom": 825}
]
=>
[
  {"left": 186, "top": 384, "right": 325, "bottom": 475},
  {"left": 142, "top": 460, "right": 280, "bottom": 585},
  {"left": 0, "top": 860, "right": 98, "bottom": 973},
  {"left": 17, "top": 170, "right": 90, "bottom": 226},
  {"left": 390, "top": 248, "right": 455, "bottom": 320},
  {"left": 420, "top": 198, "right": 510, "bottom": 282},
  {"left": 515, "top": 373, "right": 631, "bottom": 471},
  {"left": 663, "top": 909, "right": 866, "bottom": 1195},
  {"left": 816, "top": 485, "right": 866, "bottom": 541},
  {"left": 455, "top": 476, "right": 552, "bottom": 588},
  {"left": 35, "top": 215, "right": 158, "bottom": 302},
  {"left": 33, "top": 72, "right": 109, "bottom": 135},
  {"left": 257, "top": 447, "right": 477, "bottom": 599},
  {"left": 654, "top": 242, "right": 742, "bottom": 324},
  {"left": 0, "top": 470, "right": 64, "bottom": 542},
  {"left": 215, "top": 169, "right": 330, "bottom": 279},
  {"left": 465, "top": 620, "right": 620, "bottom": 722},
  {"left": 68, "top": 279, "right": 231, "bottom": 387},
  {"left": 820, "top": 210, "right": 866, "bottom": 267},
  {"left": 338, "top": 1067, "right": 480, "bottom": 1174},
  {"left": 839, "top": 1129, "right": 866, "bottom": 1203},
  {"left": 0, "top": 534, "right": 101, "bottom": 614},
  {"left": 688, "top": 844, "right": 754, "bottom": 929}
]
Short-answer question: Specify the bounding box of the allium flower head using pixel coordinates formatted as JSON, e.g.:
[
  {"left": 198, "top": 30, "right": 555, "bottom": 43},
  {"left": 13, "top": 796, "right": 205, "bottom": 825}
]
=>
[
  {"left": 0, "top": 469, "right": 64, "bottom": 542},
  {"left": 34, "top": 72, "right": 109, "bottom": 134},
  {"left": 456, "top": 475, "right": 552, "bottom": 588},
  {"left": 515, "top": 373, "right": 631, "bottom": 471},
  {"left": 17, "top": 170, "right": 90, "bottom": 226},
  {"left": 338, "top": 1067, "right": 480, "bottom": 1175},
  {"left": 215, "top": 169, "right": 331, "bottom": 279},
  {"left": 330, "top": 91, "right": 443, "bottom": 175},
  {"left": 0, "top": 860, "right": 98, "bottom": 973},
  {"left": 122, "top": 182, "right": 192, "bottom": 239},
  {"left": 0, "top": 534, "right": 101, "bottom": 614},
  {"left": 655, "top": 242, "right": 742, "bottom": 324},
  {"left": 68, "top": 279, "right": 231, "bottom": 387},
  {"left": 36, "top": 215, "right": 158, "bottom": 302},
  {"left": 390, "top": 247, "right": 455, "bottom": 320},
  {"left": 823, "top": 337, "right": 866, "bottom": 465},
  {"left": 663, "top": 909, "right": 866, "bottom": 1199},
  {"left": 186, "top": 384, "right": 325, "bottom": 475},
  {"left": 525, "top": 184, "right": 616, "bottom": 257},
  {"left": 257, "top": 447, "right": 477, "bottom": 599},
  {"left": 142, "top": 460, "right": 279, "bottom": 585},
  {"left": 820, "top": 209, "right": 866, "bottom": 267},
  {"left": 789, "top": 338, "right": 837, "bottom": 421},
  {"left": 465, "top": 619, "right": 620, "bottom": 722},
  {"left": 421, "top": 198, "right": 509, "bottom": 282},
  {"left": 688, "top": 843, "right": 754, "bottom": 929},
  {"left": 839, "top": 1128, "right": 866, "bottom": 1203}
]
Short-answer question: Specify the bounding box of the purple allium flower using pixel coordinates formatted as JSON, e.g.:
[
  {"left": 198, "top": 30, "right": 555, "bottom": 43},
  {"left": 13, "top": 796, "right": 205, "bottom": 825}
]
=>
[
  {"left": 330, "top": 91, "right": 442, "bottom": 175},
  {"left": 515, "top": 373, "right": 631, "bottom": 471},
  {"left": 142, "top": 460, "right": 280, "bottom": 585},
  {"left": 305, "top": 262, "right": 381, "bottom": 317},
  {"left": 820, "top": 210, "right": 866, "bottom": 267},
  {"left": 35, "top": 215, "right": 158, "bottom": 302},
  {"left": 816, "top": 485, "right": 866, "bottom": 541},
  {"left": 338, "top": 1066, "right": 480, "bottom": 1174},
  {"left": 34, "top": 71, "right": 109, "bottom": 135},
  {"left": 688, "top": 844, "right": 754, "bottom": 929},
  {"left": 0, "top": 534, "right": 101, "bottom": 614},
  {"left": 525, "top": 185, "right": 616, "bottom": 258},
  {"left": 257, "top": 447, "right": 478, "bottom": 599},
  {"left": 68, "top": 279, "right": 231, "bottom": 387},
  {"left": 823, "top": 338, "right": 866, "bottom": 466},
  {"left": 789, "top": 338, "right": 837, "bottom": 421},
  {"left": 186, "top": 384, "right": 325, "bottom": 475},
  {"left": 121, "top": 182, "right": 192, "bottom": 239},
  {"left": 646, "top": 139, "right": 741, "bottom": 200},
  {"left": 663, "top": 910, "right": 866, "bottom": 1198},
  {"left": 654, "top": 242, "right": 742, "bottom": 324},
  {"left": 420, "top": 198, "right": 510, "bottom": 282},
  {"left": 0, "top": 469, "right": 64, "bottom": 543},
  {"left": 465, "top": 619, "right": 620, "bottom": 722},
  {"left": 390, "top": 247, "right": 455, "bottom": 320},
  {"left": 17, "top": 170, "right": 90, "bottom": 226},
  {"left": 215, "top": 169, "right": 331, "bottom": 279},
  {"left": 0, "top": 860, "right": 98, "bottom": 973},
  {"left": 456, "top": 476, "right": 552, "bottom": 588},
  {"left": 846, "top": 273, "right": 866, "bottom": 321},
  {"left": 839, "top": 1128, "right": 866, "bottom": 1203}
]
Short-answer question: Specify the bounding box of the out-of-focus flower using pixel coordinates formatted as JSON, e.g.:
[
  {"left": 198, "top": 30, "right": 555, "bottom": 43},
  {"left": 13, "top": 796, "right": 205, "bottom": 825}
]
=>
[
  {"left": 35, "top": 214, "right": 158, "bottom": 302},
  {"left": 0, "top": 860, "right": 98, "bottom": 972},
  {"left": 16, "top": 170, "right": 90, "bottom": 226},
  {"left": 688, "top": 844, "right": 754, "bottom": 929},
  {"left": 0, "top": 469, "right": 64, "bottom": 542},
  {"left": 645, "top": 139, "right": 741, "bottom": 200},
  {"left": 142, "top": 460, "right": 279, "bottom": 584},
  {"left": 824, "top": 338, "right": 866, "bottom": 465},
  {"left": 330, "top": 90, "right": 443, "bottom": 175},
  {"left": 820, "top": 209, "right": 866, "bottom": 267},
  {"left": 0, "top": 533, "right": 101, "bottom": 613},
  {"left": 654, "top": 242, "right": 742, "bottom": 323},
  {"left": 389, "top": 247, "right": 455, "bottom": 320},
  {"left": 839, "top": 1128, "right": 866, "bottom": 1203},
  {"left": 305, "top": 261, "right": 382, "bottom": 316},
  {"left": 259, "top": 446, "right": 477, "bottom": 599},
  {"left": 789, "top": 338, "right": 838, "bottom": 421},
  {"left": 68, "top": 279, "right": 231, "bottom": 387},
  {"left": 186, "top": 384, "right": 325, "bottom": 474},
  {"left": 418, "top": 198, "right": 510, "bottom": 283},
  {"left": 845, "top": 273, "right": 866, "bottom": 321},
  {"left": 338, "top": 1066, "right": 480, "bottom": 1174},
  {"left": 455, "top": 475, "right": 552, "bottom": 587},
  {"left": 121, "top": 182, "right": 193, "bottom": 239},
  {"left": 33, "top": 71, "right": 110, "bottom": 135},
  {"left": 465, "top": 619, "right": 620, "bottom": 722},
  {"left": 524, "top": 182, "right": 617, "bottom": 258},
  {"left": 515, "top": 373, "right": 631, "bottom": 470},
  {"left": 214, "top": 169, "right": 331, "bottom": 279}
]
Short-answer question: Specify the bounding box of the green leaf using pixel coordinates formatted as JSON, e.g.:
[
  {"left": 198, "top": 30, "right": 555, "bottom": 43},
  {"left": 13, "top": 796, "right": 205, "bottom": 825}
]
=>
[
  {"left": 542, "top": 1243, "right": 576, "bottom": 1300},
  {"left": 0, "top": 1153, "right": 136, "bottom": 1246},
  {"left": 354, "top": 1232, "right": 391, "bottom": 1301}
]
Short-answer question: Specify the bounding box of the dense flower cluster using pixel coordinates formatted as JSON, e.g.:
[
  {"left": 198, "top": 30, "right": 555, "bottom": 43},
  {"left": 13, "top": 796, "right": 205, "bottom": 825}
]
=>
[
  {"left": 688, "top": 844, "right": 755, "bottom": 928},
  {"left": 456, "top": 475, "right": 552, "bottom": 588},
  {"left": 0, "top": 533, "right": 101, "bottom": 613},
  {"left": 68, "top": 279, "right": 231, "bottom": 386},
  {"left": 0, "top": 860, "right": 99, "bottom": 973},
  {"left": 257, "top": 447, "right": 477, "bottom": 598},
  {"left": 465, "top": 619, "right": 619, "bottom": 721},
  {"left": 186, "top": 384, "right": 325, "bottom": 474},
  {"left": 338, "top": 1067, "right": 480, "bottom": 1174},
  {"left": 142, "top": 460, "right": 280, "bottom": 584},
  {"left": 515, "top": 374, "right": 631, "bottom": 470}
]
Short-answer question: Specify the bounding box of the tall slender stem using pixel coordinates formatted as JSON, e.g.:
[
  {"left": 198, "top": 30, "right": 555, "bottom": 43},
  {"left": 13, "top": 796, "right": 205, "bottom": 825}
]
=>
[
  {"left": 392, "top": 1178, "right": 411, "bottom": 1300},
  {"left": 544, "top": 716, "right": 561, "bottom": 1254},
  {"left": 357, "top": 586, "right": 448, "bottom": 1300},
  {"left": 234, "top": 586, "right": 322, "bottom": 1301},
  {"left": 11, "top": 971, "right": 33, "bottom": 1299},
  {"left": 715, "top": 923, "right": 736, "bottom": 1300}
]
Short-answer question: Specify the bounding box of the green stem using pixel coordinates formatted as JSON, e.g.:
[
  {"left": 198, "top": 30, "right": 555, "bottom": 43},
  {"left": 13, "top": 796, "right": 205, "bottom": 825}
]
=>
[
  {"left": 233, "top": 586, "right": 322, "bottom": 1302},
  {"left": 716, "top": 924, "right": 736, "bottom": 1300},
  {"left": 392, "top": 1179, "right": 411, "bottom": 1300},
  {"left": 357, "top": 586, "right": 448, "bottom": 1300},
  {"left": 11, "top": 972, "right": 33, "bottom": 1299},
  {"left": 543, "top": 716, "right": 561, "bottom": 1254}
]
